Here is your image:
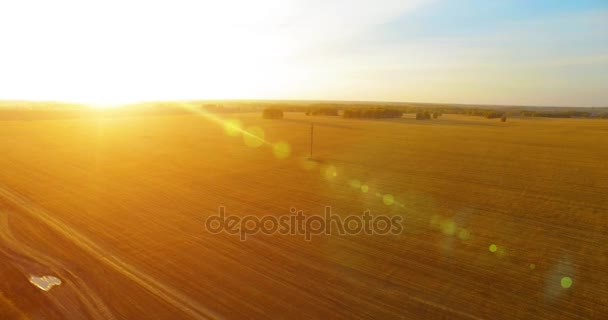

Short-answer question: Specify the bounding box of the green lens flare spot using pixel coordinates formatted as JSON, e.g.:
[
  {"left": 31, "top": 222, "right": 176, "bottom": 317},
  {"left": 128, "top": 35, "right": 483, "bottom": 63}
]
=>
[
  {"left": 440, "top": 220, "right": 456, "bottom": 236},
  {"left": 273, "top": 141, "right": 291, "bottom": 159},
  {"left": 561, "top": 277, "right": 573, "bottom": 289},
  {"left": 361, "top": 185, "right": 369, "bottom": 193},
  {"left": 458, "top": 229, "right": 471, "bottom": 241},
  {"left": 489, "top": 244, "right": 498, "bottom": 253},
  {"left": 322, "top": 165, "right": 338, "bottom": 180},
  {"left": 383, "top": 194, "right": 395, "bottom": 206},
  {"left": 223, "top": 119, "right": 243, "bottom": 137}
]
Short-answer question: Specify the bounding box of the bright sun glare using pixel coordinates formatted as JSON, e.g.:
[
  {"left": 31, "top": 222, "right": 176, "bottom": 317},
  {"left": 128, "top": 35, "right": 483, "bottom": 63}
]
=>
[
  {"left": 1, "top": 0, "right": 605, "bottom": 106},
  {"left": 87, "top": 102, "right": 123, "bottom": 109},
  {"left": 0, "top": 0, "right": 298, "bottom": 104}
]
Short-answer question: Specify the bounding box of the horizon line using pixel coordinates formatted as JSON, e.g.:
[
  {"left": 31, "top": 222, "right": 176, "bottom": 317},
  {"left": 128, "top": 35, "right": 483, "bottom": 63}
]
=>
[{"left": 0, "top": 98, "right": 606, "bottom": 110}]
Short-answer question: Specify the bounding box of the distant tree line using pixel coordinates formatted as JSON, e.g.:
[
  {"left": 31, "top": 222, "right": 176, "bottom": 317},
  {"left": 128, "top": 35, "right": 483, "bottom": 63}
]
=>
[
  {"left": 517, "top": 110, "right": 606, "bottom": 118},
  {"left": 250, "top": 102, "right": 608, "bottom": 120},
  {"left": 2, "top": 101, "right": 607, "bottom": 122},
  {"left": 484, "top": 111, "right": 505, "bottom": 119},
  {"left": 262, "top": 108, "right": 284, "bottom": 119},
  {"left": 416, "top": 111, "right": 431, "bottom": 120},
  {"left": 305, "top": 107, "right": 339, "bottom": 116},
  {"left": 343, "top": 108, "right": 403, "bottom": 119}
]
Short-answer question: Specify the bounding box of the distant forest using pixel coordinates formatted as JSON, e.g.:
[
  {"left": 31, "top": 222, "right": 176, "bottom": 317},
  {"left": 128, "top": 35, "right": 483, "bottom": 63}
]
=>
[{"left": 0, "top": 100, "right": 607, "bottom": 120}]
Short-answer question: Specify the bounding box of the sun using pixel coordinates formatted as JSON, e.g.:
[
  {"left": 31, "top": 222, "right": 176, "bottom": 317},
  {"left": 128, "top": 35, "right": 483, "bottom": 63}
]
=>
[
  {"left": 84, "top": 97, "right": 138, "bottom": 109},
  {"left": 86, "top": 102, "right": 125, "bottom": 109}
]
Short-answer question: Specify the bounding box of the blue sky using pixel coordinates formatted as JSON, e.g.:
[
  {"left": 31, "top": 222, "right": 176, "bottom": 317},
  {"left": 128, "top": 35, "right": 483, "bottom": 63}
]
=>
[
  {"left": 310, "top": 0, "right": 608, "bottom": 106},
  {"left": 0, "top": 0, "right": 606, "bottom": 106},
  {"left": 386, "top": 0, "right": 607, "bottom": 36}
]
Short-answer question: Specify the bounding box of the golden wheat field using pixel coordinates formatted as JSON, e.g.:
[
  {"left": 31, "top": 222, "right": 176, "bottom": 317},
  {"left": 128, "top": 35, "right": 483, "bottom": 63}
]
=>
[{"left": 1, "top": 112, "right": 607, "bottom": 319}]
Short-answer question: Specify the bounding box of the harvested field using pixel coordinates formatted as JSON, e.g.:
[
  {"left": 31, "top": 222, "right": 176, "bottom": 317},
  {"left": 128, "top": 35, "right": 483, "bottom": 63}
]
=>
[{"left": 0, "top": 112, "right": 607, "bottom": 319}]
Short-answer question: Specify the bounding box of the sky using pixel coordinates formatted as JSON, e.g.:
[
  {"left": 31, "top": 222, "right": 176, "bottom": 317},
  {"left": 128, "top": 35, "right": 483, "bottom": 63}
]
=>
[{"left": 0, "top": 0, "right": 606, "bottom": 106}]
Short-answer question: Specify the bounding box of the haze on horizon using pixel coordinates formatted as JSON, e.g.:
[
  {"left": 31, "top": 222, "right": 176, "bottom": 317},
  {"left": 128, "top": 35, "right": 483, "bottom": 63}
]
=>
[{"left": 0, "top": 0, "right": 606, "bottom": 107}]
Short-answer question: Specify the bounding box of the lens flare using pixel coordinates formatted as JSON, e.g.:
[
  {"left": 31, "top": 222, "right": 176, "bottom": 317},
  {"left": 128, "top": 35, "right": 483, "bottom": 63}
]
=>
[
  {"left": 224, "top": 119, "right": 243, "bottom": 136},
  {"left": 273, "top": 141, "right": 291, "bottom": 159},
  {"left": 457, "top": 228, "right": 471, "bottom": 241},
  {"left": 561, "top": 277, "right": 573, "bottom": 289},
  {"left": 382, "top": 194, "right": 395, "bottom": 206},
  {"left": 440, "top": 219, "right": 456, "bottom": 236},
  {"left": 243, "top": 126, "right": 265, "bottom": 148},
  {"left": 322, "top": 165, "right": 338, "bottom": 180},
  {"left": 349, "top": 179, "right": 361, "bottom": 189}
]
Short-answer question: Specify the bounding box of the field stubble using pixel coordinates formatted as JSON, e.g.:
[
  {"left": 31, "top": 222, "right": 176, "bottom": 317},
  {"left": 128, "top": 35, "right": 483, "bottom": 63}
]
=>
[{"left": 0, "top": 112, "right": 607, "bottom": 319}]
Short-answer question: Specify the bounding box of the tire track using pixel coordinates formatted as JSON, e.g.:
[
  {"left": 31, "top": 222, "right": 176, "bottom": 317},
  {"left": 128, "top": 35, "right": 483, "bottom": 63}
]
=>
[
  {"left": 0, "top": 211, "right": 116, "bottom": 320},
  {"left": 0, "top": 184, "right": 219, "bottom": 320}
]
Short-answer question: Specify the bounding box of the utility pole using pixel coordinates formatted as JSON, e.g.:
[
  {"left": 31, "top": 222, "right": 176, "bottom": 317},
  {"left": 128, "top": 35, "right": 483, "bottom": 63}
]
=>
[{"left": 309, "top": 123, "right": 314, "bottom": 159}]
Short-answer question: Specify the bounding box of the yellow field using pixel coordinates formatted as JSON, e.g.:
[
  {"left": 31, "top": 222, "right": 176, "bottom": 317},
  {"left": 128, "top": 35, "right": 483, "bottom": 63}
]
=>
[{"left": 0, "top": 112, "right": 607, "bottom": 319}]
